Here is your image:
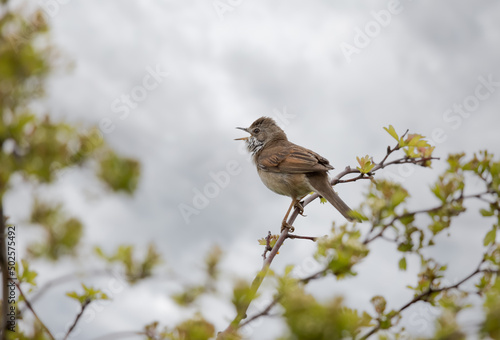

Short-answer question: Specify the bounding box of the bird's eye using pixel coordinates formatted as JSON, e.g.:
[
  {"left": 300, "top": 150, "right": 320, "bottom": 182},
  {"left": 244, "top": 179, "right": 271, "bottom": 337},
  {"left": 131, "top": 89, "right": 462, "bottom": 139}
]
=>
[{"left": 253, "top": 128, "right": 260, "bottom": 134}]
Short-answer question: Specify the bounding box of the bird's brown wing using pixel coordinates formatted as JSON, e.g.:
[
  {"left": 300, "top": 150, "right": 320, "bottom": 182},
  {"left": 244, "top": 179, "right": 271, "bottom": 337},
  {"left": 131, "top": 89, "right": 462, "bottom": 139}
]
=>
[{"left": 257, "top": 143, "right": 334, "bottom": 174}]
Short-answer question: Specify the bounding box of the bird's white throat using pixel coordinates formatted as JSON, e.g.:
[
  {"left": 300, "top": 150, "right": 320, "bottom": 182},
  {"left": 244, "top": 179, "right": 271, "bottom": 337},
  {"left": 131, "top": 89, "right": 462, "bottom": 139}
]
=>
[{"left": 246, "top": 136, "right": 264, "bottom": 156}]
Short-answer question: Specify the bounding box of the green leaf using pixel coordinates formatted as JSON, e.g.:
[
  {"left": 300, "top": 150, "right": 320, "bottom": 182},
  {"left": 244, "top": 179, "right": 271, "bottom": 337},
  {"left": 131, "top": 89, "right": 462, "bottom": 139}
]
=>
[
  {"left": 383, "top": 125, "right": 399, "bottom": 141},
  {"left": 65, "top": 291, "right": 80, "bottom": 301},
  {"left": 17, "top": 259, "right": 38, "bottom": 286},
  {"left": 484, "top": 228, "right": 497, "bottom": 246},
  {"left": 66, "top": 283, "right": 109, "bottom": 305},
  {"left": 480, "top": 208, "right": 495, "bottom": 217},
  {"left": 356, "top": 155, "right": 375, "bottom": 174},
  {"left": 349, "top": 210, "right": 368, "bottom": 222},
  {"left": 98, "top": 152, "right": 140, "bottom": 194},
  {"left": 398, "top": 257, "right": 407, "bottom": 271}
]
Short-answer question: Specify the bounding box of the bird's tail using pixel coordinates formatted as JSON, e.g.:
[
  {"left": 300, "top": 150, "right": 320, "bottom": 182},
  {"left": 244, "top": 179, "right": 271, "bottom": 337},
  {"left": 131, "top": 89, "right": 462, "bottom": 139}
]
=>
[{"left": 307, "top": 173, "right": 357, "bottom": 222}]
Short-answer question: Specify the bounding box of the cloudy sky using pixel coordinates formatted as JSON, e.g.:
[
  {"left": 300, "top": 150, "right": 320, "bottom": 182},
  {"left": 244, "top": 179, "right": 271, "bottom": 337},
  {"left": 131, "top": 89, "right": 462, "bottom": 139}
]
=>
[{"left": 6, "top": 0, "right": 500, "bottom": 339}]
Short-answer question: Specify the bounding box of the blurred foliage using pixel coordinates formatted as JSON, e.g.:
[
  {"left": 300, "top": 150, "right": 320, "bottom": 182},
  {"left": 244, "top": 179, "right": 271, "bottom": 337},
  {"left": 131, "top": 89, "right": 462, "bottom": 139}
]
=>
[
  {"left": 315, "top": 223, "right": 369, "bottom": 279},
  {"left": 6, "top": 322, "right": 51, "bottom": 340},
  {"left": 0, "top": 1, "right": 141, "bottom": 263},
  {"left": 143, "top": 317, "right": 216, "bottom": 340},
  {"left": 0, "top": 2, "right": 143, "bottom": 339},
  {"left": 66, "top": 283, "right": 109, "bottom": 305},
  {"left": 481, "top": 276, "right": 500, "bottom": 339},
  {"left": 29, "top": 199, "right": 83, "bottom": 260},
  {"left": 98, "top": 152, "right": 140, "bottom": 194},
  {"left": 430, "top": 292, "right": 469, "bottom": 340},
  {"left": 277, "top": 277, "right": 372, "bottom": 340},
  {"left": 15, "top": 258, "right": 37, "bottom": 289},
  {"left": 95, "top": 243, "right": 162, "bottom": 284},
  {"left": 171, "top": 246, "right": 222, "bottom": 306}
]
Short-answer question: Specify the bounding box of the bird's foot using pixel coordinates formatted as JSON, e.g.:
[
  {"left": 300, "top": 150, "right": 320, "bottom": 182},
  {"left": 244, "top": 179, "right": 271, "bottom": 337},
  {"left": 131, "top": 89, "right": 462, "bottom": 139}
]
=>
[
  {"left": 294, "top": 201, "right": 306, "bottom": 216},
  {"left": 281, "top": 221, "right": 295, "bottom": 233}
]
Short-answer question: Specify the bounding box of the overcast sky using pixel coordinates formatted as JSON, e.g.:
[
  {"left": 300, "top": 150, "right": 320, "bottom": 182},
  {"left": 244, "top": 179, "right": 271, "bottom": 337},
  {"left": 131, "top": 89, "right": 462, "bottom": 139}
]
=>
[{"left": 6, "top": 0, "right": 500, "bottom": 339}]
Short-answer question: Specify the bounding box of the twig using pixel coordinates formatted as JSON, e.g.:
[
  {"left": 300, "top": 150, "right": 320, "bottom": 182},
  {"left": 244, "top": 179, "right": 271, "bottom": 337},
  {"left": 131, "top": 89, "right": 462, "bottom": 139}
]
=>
[
  {"left": 219, "top": 227, "right": 289, "bottom": 337},
  {"left": 63, "top": 299, "right": 91, "bottom": 340},
  {"left": 359, "top": 258, "right": 495, "bottom": 340},
  {"left": 362, "top": 189, "right": 494, "bottom": 245},
  {"left": 15, "top": 281, "right": 55, "bottom": 340},
  {"left": 286, "top": 234, "right": 318, "bottom": 242},
  {"left": 239, "top": 296, "right": 280, "bottom": 328},
  {"left": 23, "top": 269, "right": 113, "bottom": 311},
  {"left": 262, "top": 231, "right": 272, "bottom": 260},
  {"left": 263, "top": 228, "right": 289, "bottom": 269},
  {"left": 91, "top": 331, "right": 148, "bottom": 340},
  {"left": 300, "top": 268, "right": 329, "bottom": 283}
]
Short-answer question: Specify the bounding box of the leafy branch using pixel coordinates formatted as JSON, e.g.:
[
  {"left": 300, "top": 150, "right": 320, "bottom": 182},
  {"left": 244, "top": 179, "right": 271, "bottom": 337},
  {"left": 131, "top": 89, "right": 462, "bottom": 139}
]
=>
[
  {"left": 360, "top": 254, "right": 500, "bottom": 339},
  {"left": 219, "top": 144, "right": 500, "bottom": 339},
  {"left": 217, "top": 126, "right": 439, "bottom": 337}
]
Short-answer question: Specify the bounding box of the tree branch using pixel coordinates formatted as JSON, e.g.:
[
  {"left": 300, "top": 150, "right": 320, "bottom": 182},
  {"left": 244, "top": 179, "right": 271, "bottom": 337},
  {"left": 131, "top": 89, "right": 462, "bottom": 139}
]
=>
[
  {"left": 218, "top": 142, "right": 439, "bottom": 337},
  {"left": 362, "top": 189, "right": 494, "bottom": 245},
  {"left": 90, "top": 331, "right": 148, "bottom": 340},
  {"left": 360, "top": 258, "right": 497, "bottom": 340},
  {"left": 239, "top": 296, "right": 280, "bottom": 328},
  {"left": 286, "top": 234, "right": 318, "bottom": 242},
  {"left": 15, "top": 281, "right": 55, "bottom": 340},
  {"left": 23, "top": 269, "right": 114, "bottom": 312},
  {"left": 261, "top": 232, "right": 273, "bottom": 260},
  {"left": 64, "top": 299, "right": 91, "bottom": 340}
]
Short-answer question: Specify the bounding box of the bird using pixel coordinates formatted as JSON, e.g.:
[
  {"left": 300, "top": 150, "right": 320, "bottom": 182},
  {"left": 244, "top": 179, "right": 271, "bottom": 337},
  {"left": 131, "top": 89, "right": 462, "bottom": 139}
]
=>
[{"left": 235, "top": 117, "right": 356, "bottom": 232}]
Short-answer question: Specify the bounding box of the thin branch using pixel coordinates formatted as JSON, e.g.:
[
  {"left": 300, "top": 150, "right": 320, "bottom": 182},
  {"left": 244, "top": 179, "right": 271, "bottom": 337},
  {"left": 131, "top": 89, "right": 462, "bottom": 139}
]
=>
[
  {"left": 286, "top": 234, "right": 318, "bottom": 242},
  {"left": 239, "top": 296, "right": 280, "bottom": 328},
  {"left": 91, "top": 331, "right": 148, "bottom": 340},
  {"left": 15, "top": 281, "right": 55, "bottom": 340},
  {"left": 24, "top": 269, "right": 117, "bottom": 312},
  {"left": 234, "top": 188, "right": 489, "bottom": 331},
  {"left": 219, "top": 227, "right": 290, "bottom": 337},
  {"left": 261, "top": 232, "right": 272, "bottom": 260},
  {"left": 359, "top": 258, "right": 496, "bottom": 340},
  {"left": 63, "top": 299, "right": 91, "bottom": 340},
  {"left": 300, "top": 268, "right": 329, "bottom": 283},
  {"left": 263, "top": 228, "right": 289, "bottom": 269},
  {"left": 362, "top": 189, "right": 494, "bottom": 245}
]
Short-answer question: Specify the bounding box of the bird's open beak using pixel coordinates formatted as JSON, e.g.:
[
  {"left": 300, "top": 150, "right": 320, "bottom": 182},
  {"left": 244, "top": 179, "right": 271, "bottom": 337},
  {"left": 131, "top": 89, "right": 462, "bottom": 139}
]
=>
[{"left": 234, "top": 127, "right": 249, "bottom": 141}]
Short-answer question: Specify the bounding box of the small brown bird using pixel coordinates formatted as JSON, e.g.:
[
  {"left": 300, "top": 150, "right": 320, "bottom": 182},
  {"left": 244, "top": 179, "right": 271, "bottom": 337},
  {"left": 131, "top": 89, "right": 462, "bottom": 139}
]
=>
[{"left": 235, "top": 117, "right": 355, "bottom": 231}]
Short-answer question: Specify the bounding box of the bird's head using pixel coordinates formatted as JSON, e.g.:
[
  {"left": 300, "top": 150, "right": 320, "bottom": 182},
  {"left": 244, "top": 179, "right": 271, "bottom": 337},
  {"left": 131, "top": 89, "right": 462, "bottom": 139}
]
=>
[{"left": 235, "top": 117, "right": 287, "bottom": 155}]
